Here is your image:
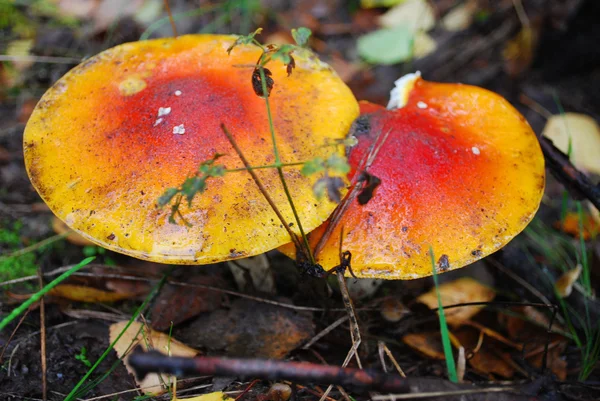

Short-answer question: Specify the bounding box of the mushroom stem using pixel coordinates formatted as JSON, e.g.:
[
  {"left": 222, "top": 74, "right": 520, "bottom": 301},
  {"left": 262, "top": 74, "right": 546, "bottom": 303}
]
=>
[{"left": 220, "top": 124, "right": 306, "bottom": 256}]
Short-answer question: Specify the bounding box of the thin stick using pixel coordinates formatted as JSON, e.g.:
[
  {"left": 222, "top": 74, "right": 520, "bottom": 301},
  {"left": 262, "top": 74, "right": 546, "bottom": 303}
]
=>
[
  {"left": 378, "top": 341, "right": 406, "bottom": 378},
  {"left": 37, "top": 267, "right": 47, "bottom": 401},
  {"left": 0, "top": 307, "right": 31, "bottom": 363},
  {"left": 303, "top": 315, "right": 348, "bottom": 349},
  {"left": 371, "top": 386, "right": 520, "bottom": 400},
  {"left": 163, "top": 0, "right": 178, "bottom": 37},
  {"left": 128, "top": 350, "right": 410, "bottom": 394},
  {"left": 220, "top": 124, "right": 305, "bottom": 254}
]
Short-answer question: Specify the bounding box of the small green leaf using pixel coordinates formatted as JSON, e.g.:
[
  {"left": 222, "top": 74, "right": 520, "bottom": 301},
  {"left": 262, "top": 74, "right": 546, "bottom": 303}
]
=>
[
  {"left": 227, "top": 28, "right": 263, "bottom": 54},
  {"left": 357, "top": 26, "right": 414, "bottom": 65},
  {"left": 270, "top": 44, "right": 295, "bottom": 65},
  {"left": 301, "top": 157, "right": 325, "bottom": 176},
  {"left": 182, "top": 177, "right": 206, "bottom": 205},
  {"left": 157, "top": 187, "right": 178, "bottom": 207},
  {"left": 291, "top": 27, "right": 312, "bottom": 47},
  {"left": 326, "top": 153, "right": 350, "bottom": 175}
]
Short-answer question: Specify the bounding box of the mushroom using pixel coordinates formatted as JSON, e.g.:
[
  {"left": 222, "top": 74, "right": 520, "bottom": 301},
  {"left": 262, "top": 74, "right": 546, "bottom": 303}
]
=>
[
  {"left": 280, "top": 73, "right": 545, "bottom": 279},
  {"left": 23, "top": 34, "right": 359, "bottom": 264}
]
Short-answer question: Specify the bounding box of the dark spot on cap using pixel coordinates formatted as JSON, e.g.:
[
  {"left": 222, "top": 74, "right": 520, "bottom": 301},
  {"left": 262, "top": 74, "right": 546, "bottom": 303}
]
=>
[
  {"left": 107, "top": 233, "right": 116, "bottom": 240},
  {"left": 437, "top": 254, "right": 450, "bottom": 271},
  {"left": 471, "top": 249, "right": 482, "bottom": 257},
  {"left": 348, "top": 114, "right": 371, "bottom": 138}
]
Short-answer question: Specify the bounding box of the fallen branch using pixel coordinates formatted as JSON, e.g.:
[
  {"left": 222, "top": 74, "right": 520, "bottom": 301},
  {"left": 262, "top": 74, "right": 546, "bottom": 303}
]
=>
[{"left": 540, "top": 137, "right": 600, "bottom": 210}]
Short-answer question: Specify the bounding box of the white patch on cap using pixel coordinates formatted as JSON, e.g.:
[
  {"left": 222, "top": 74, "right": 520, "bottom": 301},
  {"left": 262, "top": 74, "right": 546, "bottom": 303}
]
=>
[
  {"left": 417, "top": 101, "right": 428, "bottom": 109},
  {"left": 153, "top": 118, "right": 163, "bottom": 127},
  {"left": 174, "top": 90, "right": 182, "bottom": 96},
  {"left": 472, "top": 146, "right": 480, "bottom": 155},
  {"left": 173, "top": 124, "right": 185, "bottom": 135},
  {"left": 158, "top": 107, "right": 171, "bottom": 117},
  {"left": 387, "top": 71, "right": 422, "bottom": 110}
]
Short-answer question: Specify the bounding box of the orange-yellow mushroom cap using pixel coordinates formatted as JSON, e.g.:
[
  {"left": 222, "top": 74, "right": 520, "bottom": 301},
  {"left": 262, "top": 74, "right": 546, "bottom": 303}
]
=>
[
  {"left": 24, "top": 35, "right": 359, "bottom": 264},
  {"left": 281, "top": 76, "right": 545, "bottom": 279}
]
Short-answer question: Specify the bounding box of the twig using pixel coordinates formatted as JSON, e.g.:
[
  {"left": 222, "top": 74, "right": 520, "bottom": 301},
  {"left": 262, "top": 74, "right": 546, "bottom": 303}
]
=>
[
  {"left": 540, "top": 137, "right": 600, "bottom": 210},
  {"left": 378, "top": 341, "right": 406, "bottom": 378},
  {"left": 371, "top": 387, "right": 520, "bottom": 400},
  {"left": 163, "top": 0, "right": 178, "bottom": 37},
  {"left": 37, "top": 267, "right": 47, "bottom": 401},
  {"left": 0, "top": 307, "right": 31, "bottom": 363},
  {"left": 128, "top": 349, "right": 410, "bottom": 394},
  {"left": 303, "top": 315, "right": 348, "bottom": 349},
  {"left": 220, "top": 124, "right": 305, "bottom": 256}
]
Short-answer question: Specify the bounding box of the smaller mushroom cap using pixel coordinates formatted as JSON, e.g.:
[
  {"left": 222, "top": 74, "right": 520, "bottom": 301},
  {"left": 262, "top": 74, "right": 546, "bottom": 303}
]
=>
[
  {"left": 281, "top": 75, "right": 545, "bottom": 279},
  {"left": 24, "top": 35, "right": 359, "bottom": 264}
]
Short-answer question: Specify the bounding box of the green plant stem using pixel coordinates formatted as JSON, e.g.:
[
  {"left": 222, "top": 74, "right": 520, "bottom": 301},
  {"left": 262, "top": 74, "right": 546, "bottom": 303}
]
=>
[
  {"left": 64, "top": 271, "right": 170, "bottom": 401},
  {"left": 220, "top": 124, "right": 304, "bottom": 254},
  {"left": 0, "top": 232, "right": 69, "bottom": 263},
  {"left": 258, "top": 66, "right": 314, "bottom": 264},
  {"left": 430, "top": 247, "right": 458, "bottom": 383},
  {"left": 225, "top": 161, "right": 305, "bottom": 173},
  {"left": 0, "top": 257, "right": 95, "bottom": 332}
]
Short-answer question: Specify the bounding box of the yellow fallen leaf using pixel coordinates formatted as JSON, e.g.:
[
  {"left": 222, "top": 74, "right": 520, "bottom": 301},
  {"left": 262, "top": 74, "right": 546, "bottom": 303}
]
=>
[
  {"left": 361, "top": 0, "right": 407, "bottom": 8},
  {"left": 442, "top": 0, "right": 478, "bottom": 32},
  {"left": 542, "top": 113, "right": 600, "bottom": 175},
  {"left": 173, "top": 391, "right": 235, "bottom": 401},
  {"left": 378, "top": 0, "right": 436, "bottom": 32},
  {"left": 110, "top": 321, "right": 199, "bottom": 395},
  {"left": 417, "top": 277, "right": 495, "bottom": 326},
  {"left": 555, "top": 265, "right": 582, "bottom": 298},
  {"left": 49, "top": 284, "right": 138, "bottom": 302},
  {"left": 413, "top": 31, "right": 437, "bottom": 58}
]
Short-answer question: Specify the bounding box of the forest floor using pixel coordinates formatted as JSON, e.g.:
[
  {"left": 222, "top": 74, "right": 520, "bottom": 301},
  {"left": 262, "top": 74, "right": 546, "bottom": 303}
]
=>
[{"left": 1, "top": 0, "right": 599, "bottom": 400}]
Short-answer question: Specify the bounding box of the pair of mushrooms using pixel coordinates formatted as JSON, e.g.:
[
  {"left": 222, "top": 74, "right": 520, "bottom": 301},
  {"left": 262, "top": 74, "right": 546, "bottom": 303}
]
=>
[{"left": 23, "top": 35, "right": 545, "bottom": 280}]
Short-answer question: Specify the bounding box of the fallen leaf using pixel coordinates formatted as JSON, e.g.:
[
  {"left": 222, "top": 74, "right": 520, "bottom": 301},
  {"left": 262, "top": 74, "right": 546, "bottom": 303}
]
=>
[
  {"left": 402, "top": 332, "right": 445, "bottom": 359},
  {"left": 503, "top": 26, "right": 538, "bottom": 77},
  {"left": 454, "top": 327, "right": 516, "bottom": 379},
  {"left": 417, "top": 277, "right": 496, "bottom": 326},
  {"left": 555, "top": 211, "right": 599, "bottom": 240},
  {"left": 542, "top": 113, "right": 600, "bottom": 175},
  {"left": 357, "top": 26, "right": 414, "bottom": 65},
  {"left": 52, "top": 216, "right": 95, "bottom": 246},
  {"left": 413, "top": 31, "right": 437, "bottom": 58},
  {"left": 48, "top": 283, "right": 140, "bottom": 302},
  {"left": 173, "top": 391, "right": 235, "bottom": 401},
  {"left": 378, "top": 0, "right": 436, "bottom": 32},
  {"left": 555, "top": 265, "right": 582, "bottom": 298},
  {"left": 150, "top": 275, "right": 224, "bottom": 330},
  {"left": 178, "top": 298, "right": 314, "bottom": 359},
  {"left": 441, "top": 0, "right": 478, "bottom": 32},
  {"left": 380, "top": 297, "right": 406, "bottom": 322},
  {"left": 110, "top": 321, "right": 199, "bottom": 395}
]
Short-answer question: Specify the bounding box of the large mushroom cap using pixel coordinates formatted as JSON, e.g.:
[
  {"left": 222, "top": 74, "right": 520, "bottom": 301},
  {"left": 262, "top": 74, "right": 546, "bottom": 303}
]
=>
[
  {"left": 24, "top": 34, "right": 359, "bottom": 264},
  {"left": 281, "top": 77, "right": 545, "bottom": 279}
]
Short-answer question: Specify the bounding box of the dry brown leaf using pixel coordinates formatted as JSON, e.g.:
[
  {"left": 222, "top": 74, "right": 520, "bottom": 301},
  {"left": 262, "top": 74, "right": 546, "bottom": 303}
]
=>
[
  {"left": 555, "top": 265, "right": 583, "bottom": 298},
  {"left": 402, "top": 332, "right": 445, "bottom": 359},
  {"left": 150, "top": 275, "right": 224, "bottom": 331},
  {"left": 110, "top": 321, "right": 199, "bottom": 395},
  {"left": 48, "top": 283, "right": 140, "bottom": 302},
  {"left": 454, "top": 327, "right": 516, "bottom": 379},
  {"left": 417, "top": 277, "right": 496, "bottom": 326},
  {"left": 52, "top": 216, "right": 95, "bottom": 246}
]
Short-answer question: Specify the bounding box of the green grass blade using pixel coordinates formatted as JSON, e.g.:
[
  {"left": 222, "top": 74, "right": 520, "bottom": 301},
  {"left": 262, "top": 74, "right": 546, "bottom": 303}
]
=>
[
  {"left": 64, "top": 271, "right": 170, "bottom": 401},
  {"left": 429, "top": 247, "right": 458, "bottom": 382},
  {"left": 0, "top": 256, "right": 95, "bottom": 332}
]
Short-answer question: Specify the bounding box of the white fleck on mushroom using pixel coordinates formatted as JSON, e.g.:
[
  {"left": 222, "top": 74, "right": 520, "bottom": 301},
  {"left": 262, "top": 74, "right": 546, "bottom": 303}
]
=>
[
  {"left": 173, "top": 124, "right": 185, "bottom": 135},
  {"left": 174, "top": 90, "right": 182, "bottom": 96},
  {"left": 417, "top": 101, "right": 428, "bottom": 109},
  {"left": 471, "top": 146, "right": 480, "bottom": 155},
  {"left": 158, "top": 107, "right": 171, "bottom": 117}
]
